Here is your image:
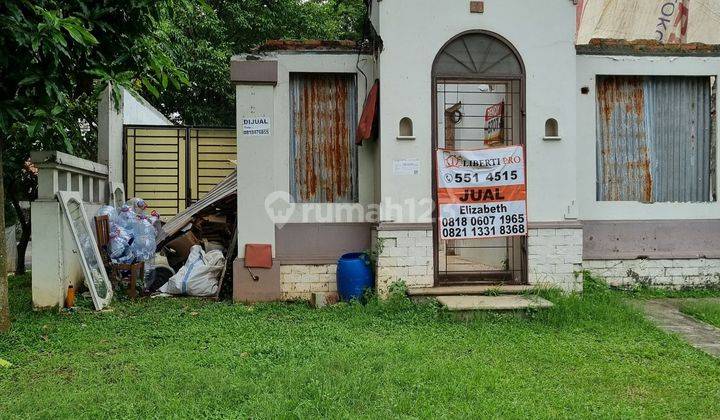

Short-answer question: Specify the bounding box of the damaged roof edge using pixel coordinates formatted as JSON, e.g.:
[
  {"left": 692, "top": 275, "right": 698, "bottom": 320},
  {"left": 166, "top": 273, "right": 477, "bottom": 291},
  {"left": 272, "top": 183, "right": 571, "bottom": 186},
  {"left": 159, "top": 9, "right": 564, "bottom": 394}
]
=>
[
  {"left": 577, "top": 38, "right": 720, "bottom": 57},
  {"left": 252, "top": 39, "right": 372, "bottom": 54}
]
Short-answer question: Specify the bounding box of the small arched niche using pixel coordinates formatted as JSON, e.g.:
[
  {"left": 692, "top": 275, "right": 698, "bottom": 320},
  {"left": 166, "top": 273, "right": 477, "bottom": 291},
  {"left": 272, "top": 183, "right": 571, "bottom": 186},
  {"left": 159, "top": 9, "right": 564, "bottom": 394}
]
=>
[
  {"left": 398, "top": 117, "right": 415, "bottom": 140},
  {"left": 544, "top": 118, "right": 560, "bottom": 140}
]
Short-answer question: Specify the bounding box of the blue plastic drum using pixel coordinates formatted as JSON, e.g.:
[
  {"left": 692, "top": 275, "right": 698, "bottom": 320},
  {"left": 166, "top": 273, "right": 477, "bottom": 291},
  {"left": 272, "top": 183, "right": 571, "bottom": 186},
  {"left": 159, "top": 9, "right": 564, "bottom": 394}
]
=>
[{"left": 336, "top": 253, "right": 374, "bottom": 301}]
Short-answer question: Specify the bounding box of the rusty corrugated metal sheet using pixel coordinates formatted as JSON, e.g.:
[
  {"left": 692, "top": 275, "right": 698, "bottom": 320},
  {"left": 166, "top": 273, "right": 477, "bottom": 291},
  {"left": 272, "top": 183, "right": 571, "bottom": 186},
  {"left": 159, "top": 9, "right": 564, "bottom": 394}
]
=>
[
  {"left": 290, "top": 73, "right": 358, "bottom": 203},
  {"left": 597, "top": 75, "right": 712, "bottom": 203}
]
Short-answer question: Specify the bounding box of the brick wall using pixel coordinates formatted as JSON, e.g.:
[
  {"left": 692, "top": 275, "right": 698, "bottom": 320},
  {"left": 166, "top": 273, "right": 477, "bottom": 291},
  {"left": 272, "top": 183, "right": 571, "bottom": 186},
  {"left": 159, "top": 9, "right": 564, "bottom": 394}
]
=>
[
  {"left": 280, "top": 264, "right": 337, "bottom": 301},
  {"left": 583, "top": 259, "right": 720, "bottom": 288},
  {"left": 376, "top": 229, "right": 434, "bottom": 296},
  {"left": 527, "top": 228, "right": 584, "bottom": 292}
]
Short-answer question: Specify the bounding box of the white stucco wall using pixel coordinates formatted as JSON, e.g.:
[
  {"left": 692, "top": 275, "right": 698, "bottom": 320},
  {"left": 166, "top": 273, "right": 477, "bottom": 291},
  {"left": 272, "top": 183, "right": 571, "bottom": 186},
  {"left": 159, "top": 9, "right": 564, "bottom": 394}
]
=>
[
  {"left": 576, "top": 54, "right": 720, "bottom": 220},
  {"left": 374, "top": 0, "right": 579, "bottom": 223},
  {"left": 97, "top": 86, "right": 172, "bottom": 184},
  {"left": 234, "top": 53, "right": 376, "bottom": 257}
]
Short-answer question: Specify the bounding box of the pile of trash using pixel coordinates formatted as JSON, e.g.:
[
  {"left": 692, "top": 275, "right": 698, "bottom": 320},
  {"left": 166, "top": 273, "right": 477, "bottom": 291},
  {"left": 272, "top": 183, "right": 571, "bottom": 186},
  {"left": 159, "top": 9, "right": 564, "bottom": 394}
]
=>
[
  {"left": 95, "top": 191, "right": 234, "bottom": 299},
  {"left": 155, "top": 172, "right": 238, "bottom": 299},
  {"left": 96, "top": 198, "right": 160, "bottom": 265}
]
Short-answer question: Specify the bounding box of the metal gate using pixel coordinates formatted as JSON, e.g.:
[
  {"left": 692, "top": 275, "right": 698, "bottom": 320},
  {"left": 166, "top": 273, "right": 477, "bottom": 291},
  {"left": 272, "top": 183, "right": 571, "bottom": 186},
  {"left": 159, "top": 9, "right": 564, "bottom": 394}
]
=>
[
  {"left": 431, "top": 31, "right": 527, "bottom": 285},
  {"left": 124, "top": 126, "right": 236, "bottom": 219}
]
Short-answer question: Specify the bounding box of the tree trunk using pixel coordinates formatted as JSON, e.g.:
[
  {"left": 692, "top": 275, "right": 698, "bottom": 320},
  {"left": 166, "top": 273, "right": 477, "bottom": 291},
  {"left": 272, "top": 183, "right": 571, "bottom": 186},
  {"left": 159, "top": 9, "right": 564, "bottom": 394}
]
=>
[
  {"left": 9, "top": 189, "right": 30, "bottom": 275},
  {"left": 0, "top": 137, "right": 10, "bottom": 332}
]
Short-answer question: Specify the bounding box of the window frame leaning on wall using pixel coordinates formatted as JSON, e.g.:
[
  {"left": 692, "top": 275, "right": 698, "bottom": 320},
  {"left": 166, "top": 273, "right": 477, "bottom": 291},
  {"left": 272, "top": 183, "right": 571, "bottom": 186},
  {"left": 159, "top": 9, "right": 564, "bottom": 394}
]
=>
[
  {"left": 595, "top": 75, "right": 717, "bottom": 203},
  {"left": 57, "top": 191, "right": 113, "bottom": 310}
]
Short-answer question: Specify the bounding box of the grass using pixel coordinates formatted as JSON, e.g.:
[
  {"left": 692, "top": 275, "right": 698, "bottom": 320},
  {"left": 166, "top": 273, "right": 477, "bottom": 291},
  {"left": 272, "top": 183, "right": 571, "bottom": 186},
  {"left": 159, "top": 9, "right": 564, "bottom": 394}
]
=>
[
  {"left": 680, "top": 300, "right": 720, "bottom": 328},
  {"left": 1, "top": 274, "right": 720, "bottom": 418}
]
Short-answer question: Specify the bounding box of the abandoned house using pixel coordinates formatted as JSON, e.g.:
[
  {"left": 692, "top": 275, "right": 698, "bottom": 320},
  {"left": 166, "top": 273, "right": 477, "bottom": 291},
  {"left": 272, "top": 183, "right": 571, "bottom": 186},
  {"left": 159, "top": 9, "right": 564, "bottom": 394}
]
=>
[
  {"left": 30, "top": 0, "right": 720, "bottom": 308},
  {"left": 230, "top": 0, "right": 720, "bottom": 301}
]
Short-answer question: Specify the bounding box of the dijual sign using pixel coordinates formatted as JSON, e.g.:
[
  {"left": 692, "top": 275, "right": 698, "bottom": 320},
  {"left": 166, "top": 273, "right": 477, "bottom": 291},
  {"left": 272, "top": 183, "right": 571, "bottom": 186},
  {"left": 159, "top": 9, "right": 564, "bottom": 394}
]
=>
[
  {"left": 436, "top": 146, "right": 527, "bottom": 240},
  {"left": 242, "top": 116, "right": 270, "bottom": 136}
]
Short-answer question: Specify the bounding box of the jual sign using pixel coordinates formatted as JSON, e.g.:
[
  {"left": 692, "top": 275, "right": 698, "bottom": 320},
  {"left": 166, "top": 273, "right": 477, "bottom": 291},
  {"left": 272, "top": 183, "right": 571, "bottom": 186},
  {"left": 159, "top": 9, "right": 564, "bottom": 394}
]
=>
[{"left": 436, "top": 146, "right": 527, "bottom": 240}]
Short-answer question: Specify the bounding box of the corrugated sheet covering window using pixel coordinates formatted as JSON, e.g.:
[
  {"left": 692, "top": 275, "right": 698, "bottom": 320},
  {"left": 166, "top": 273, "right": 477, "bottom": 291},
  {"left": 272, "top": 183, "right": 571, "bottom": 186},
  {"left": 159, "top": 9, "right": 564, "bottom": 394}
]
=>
[
  {"left": 290, "top": 73, "right": 358, "bottom": 203},
  {"left": 596, "top": 75, "right": 716, "bottom": 203}
]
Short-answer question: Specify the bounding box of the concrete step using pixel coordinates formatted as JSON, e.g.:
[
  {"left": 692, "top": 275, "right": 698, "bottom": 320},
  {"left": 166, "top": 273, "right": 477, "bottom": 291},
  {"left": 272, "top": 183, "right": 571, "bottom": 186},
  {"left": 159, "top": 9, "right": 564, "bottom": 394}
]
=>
[
  {"left": 408, "top": 284, "right": 537, "bottom": 297},
  {"left": 436, "top": 295, "right": 554, "bottom": 311}
]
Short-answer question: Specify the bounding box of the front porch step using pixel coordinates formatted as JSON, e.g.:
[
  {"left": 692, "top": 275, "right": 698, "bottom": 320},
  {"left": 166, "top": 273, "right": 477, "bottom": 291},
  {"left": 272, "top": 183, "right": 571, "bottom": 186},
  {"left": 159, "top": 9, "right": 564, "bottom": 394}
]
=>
[
  {"left": 436, "top": 295, "right": 554, "bottom": 311},
  {"left": 407, "top": 284, "right": 537, "bottom": 297}
]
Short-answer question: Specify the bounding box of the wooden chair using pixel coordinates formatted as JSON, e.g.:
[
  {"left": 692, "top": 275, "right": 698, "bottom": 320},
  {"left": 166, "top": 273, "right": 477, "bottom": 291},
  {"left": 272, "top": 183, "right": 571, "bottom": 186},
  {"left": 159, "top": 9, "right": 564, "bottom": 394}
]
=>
[{"left": 94, "top": 215, "right": 145, "bottom": 298}]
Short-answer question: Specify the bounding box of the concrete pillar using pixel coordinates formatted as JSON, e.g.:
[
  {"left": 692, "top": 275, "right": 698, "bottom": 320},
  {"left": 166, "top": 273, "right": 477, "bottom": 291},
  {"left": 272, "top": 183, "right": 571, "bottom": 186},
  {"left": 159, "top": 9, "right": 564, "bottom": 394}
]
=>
[
  {"left": 235, "top": 84, "right": 277, "bottom": 258},
  {"left": 37, "top": 168, "right": 59, "bottom": 199},
  {"left": 97, "top": 85, "right": 125, "bottom": 185},
  {"left": 233, "top": 75, "right": 281, "bottom": 302},
  {"left": 31, "top": 200, "right": 67, "bottom": 308}
]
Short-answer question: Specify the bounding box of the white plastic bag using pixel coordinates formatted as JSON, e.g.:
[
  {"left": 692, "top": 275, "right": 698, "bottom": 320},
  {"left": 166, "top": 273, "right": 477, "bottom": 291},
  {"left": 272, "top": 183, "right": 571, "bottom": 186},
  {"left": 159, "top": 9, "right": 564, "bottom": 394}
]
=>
[{"left": 159, "top": 245, "right": 225, "bottom": 296}]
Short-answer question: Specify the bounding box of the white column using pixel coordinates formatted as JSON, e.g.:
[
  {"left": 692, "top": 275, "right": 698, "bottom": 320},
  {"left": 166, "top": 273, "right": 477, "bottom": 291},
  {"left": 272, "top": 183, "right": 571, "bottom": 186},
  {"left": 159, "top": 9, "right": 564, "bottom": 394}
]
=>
[{"left": 236, "top": 84, "right": 276, "bottom": 258}]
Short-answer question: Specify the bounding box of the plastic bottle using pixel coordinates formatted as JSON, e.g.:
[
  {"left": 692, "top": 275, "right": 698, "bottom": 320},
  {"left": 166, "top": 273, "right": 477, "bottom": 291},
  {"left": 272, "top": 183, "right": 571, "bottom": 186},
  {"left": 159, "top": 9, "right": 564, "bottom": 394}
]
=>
[
  {"left": 109, "top": 225, "right": 131, "bottom": 260},
  {"left": 130, "top": 234, "right": 156, "bottom": 262},
  {"left": 96, "top": 205, "right": 118, "bottom": 223},
  {"left": 117, "top": 205, "right": 136, "bottom": 228},
  {"left": 65, "top": 284, "right": 75, "bottom": 308},
  {"left": 127, "top": 198, "right": 148, "bottom": 216},
  {"left": 148, "top": 210, "right": 160, "bottom": 225}
]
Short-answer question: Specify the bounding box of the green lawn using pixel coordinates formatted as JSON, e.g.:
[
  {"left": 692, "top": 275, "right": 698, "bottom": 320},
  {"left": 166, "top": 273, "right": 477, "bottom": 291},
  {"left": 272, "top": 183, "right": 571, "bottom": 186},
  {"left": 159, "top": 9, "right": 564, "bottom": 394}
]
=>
[
  {"left": 1, "top": 274, "right": 720, "bottom": 418},
  {"left": 681, "top": 300, "right": 720, "bottom": 328}
]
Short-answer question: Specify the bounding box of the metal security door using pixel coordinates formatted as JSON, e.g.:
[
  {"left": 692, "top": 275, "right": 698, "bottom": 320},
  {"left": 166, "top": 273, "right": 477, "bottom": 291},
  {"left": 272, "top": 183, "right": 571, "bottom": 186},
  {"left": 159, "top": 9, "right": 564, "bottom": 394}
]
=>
[
  {"left": 124, "top": 126, "right": 188, "bottom": 219},
  {"left": 431, "top": 31, "right": 528, "bottom": 286},
  {"left": 433, "top": 80, "right": 527, "bottom": 284},
  {"left": 188, "top": 128, "right": 237, "bottom": 203},
  {"left": 124, "top": 126, "right": 236, "bottom": 219}
]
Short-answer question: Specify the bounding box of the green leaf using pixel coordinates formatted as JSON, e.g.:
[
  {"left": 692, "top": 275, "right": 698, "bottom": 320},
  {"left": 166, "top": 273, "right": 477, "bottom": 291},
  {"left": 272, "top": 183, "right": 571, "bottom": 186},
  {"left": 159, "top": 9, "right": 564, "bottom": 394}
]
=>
[
  {"left": 18, "top": 75, "right": 41, "bottom": 87},
  {"left": 27, "top": 120, "right": 39, "bottom": 137},
  {"left": 161, "top": 72, "right": 168, "bottom": 89},
  {"left": 63, "top": 23, "right": 97, "bottom": 46},
  {"left": 141, "top": 78, "right": 160, "bottom": 98},
  {"left": 63, "top": 25, "right": 84, "bottom": 44},
  {"left": 177, "top": 72, "right": 190, "bottom": 86},
  {"left": 51, "top": 105, "right": 63, "bottom": 116},
  {"left": 85, "top": 68, "right": 110, "bottom": 79},
  {"left": 56, "top": 124, "right": 74, "bottom": 154},
  {"left": 51, "top": 31, "right": 68, "bottom": 47}
]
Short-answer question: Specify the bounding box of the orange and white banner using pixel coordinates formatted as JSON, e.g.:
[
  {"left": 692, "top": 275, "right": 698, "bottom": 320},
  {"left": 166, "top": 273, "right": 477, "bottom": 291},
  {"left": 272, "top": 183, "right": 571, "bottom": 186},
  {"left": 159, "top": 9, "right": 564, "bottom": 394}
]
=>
[
  {"left": 576, "top": 0, "right": 720, "bottom": 45},
  {"left": 437, "top": 146, "right": 527, "bottom": 239}
]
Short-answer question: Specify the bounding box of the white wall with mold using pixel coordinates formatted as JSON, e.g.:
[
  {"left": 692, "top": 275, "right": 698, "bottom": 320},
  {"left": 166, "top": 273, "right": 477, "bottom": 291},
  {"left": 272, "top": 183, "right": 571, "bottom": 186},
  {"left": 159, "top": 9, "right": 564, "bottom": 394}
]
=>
[
  {"left": 234, "top": 53, "right": 376, "bottom": 257},
  {"left": 33, "top": 87, "right": 168, "bottom": 309},
  {"left": 576, "top": 54, "right": 720, "bottom": 221},
  {"left": 372, "top": 0, "right": 579, "bottom": 224}
]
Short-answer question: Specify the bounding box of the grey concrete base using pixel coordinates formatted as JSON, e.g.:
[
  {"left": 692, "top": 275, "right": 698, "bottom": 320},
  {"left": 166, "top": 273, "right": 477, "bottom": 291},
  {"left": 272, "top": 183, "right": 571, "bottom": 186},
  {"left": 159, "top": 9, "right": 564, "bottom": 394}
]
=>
[
  {"left": 636, "top": 299, "right": 720, "bottom": 358},
  {"left": 436, "top": 295, "right": 554, "bottom": 311},
  {"left": 408, "top": 284, "right": 537, "bottom": 297}
]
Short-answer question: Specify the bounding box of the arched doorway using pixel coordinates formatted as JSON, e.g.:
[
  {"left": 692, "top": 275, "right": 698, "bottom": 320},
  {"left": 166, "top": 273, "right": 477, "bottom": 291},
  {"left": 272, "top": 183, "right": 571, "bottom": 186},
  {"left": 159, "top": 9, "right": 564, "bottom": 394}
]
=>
[{"left": 431, "top": 31, "right": 527, "bottom": 285}]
